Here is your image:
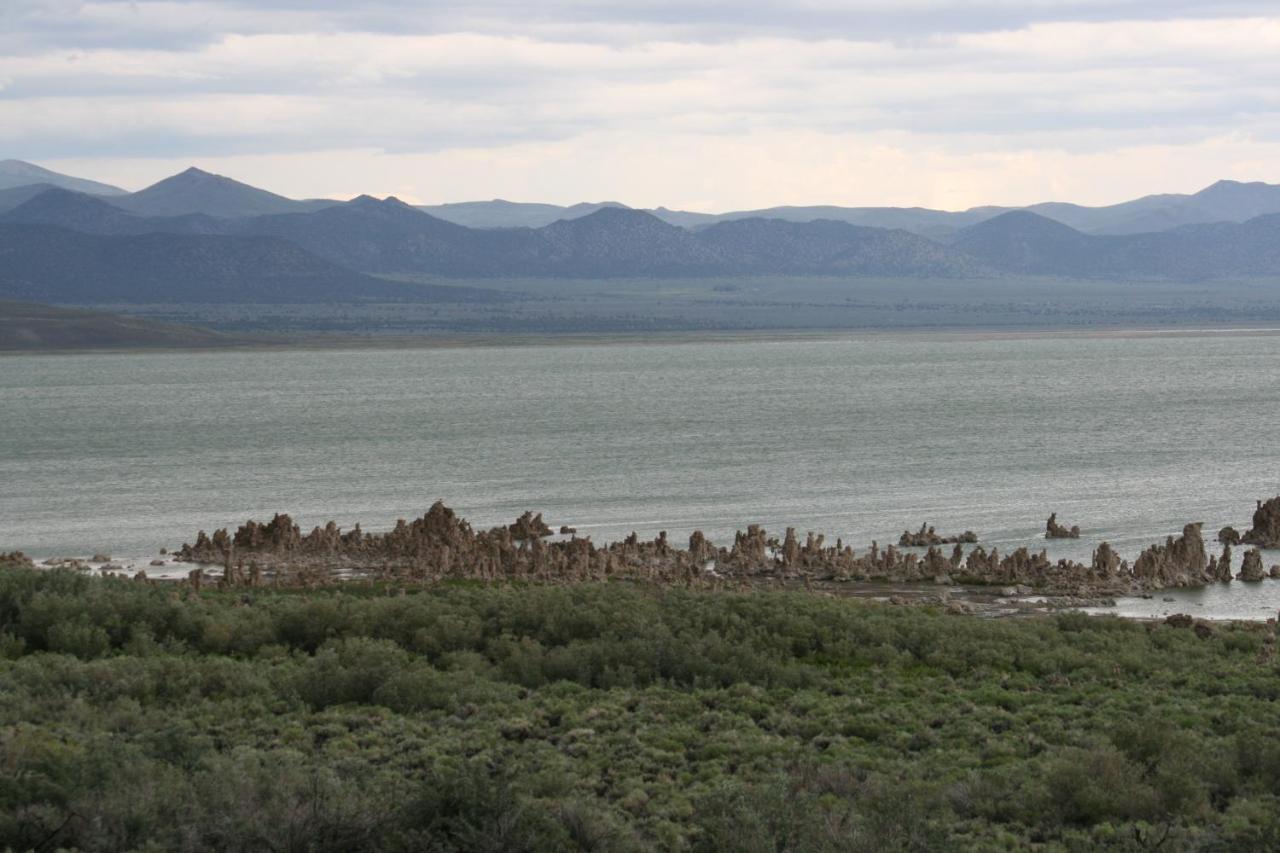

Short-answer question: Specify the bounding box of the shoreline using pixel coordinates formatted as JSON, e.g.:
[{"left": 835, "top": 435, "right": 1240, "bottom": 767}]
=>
[
  {"left": 6, "top": 321, "right": 1280, "bottom": 357},
  {"left": 9, "top": 557, "right": 1275, "bottom": 624}
]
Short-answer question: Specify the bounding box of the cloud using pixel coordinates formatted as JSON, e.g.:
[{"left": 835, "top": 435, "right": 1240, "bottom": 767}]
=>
[
  {"left": 3, "top": 2, "right": 1280, "bottom": 207},
  {"left": 41, "top": 130, "right": 1280, "bottom": 213}
]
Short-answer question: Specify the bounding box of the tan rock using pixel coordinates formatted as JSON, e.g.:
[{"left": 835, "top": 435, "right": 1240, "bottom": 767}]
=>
[
  {"left": 899, "top": 523, "right": 978, "bottom": 547},
  {"left": 1132, "top": 524, "right": 1207, "bottom": 588},
  {"left": 1237, "top": 548, "right": 1267, "bottom": 582},
  {"left": 1243, "top": 497, "right": 1280, "bottom": 548}
]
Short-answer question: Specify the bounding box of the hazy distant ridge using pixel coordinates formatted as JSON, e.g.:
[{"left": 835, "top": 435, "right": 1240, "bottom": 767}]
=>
[
  {"left": 4, "top": 160, "right": 1280, "bottom": 236},
  {"left": 4, "top": 161, "right": 1280, "bottom": 286},
  {"left": 0, "top": 159, "right": 126, "bottom": 196}
]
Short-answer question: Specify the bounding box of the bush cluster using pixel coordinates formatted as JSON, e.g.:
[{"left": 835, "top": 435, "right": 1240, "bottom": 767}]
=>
[{"left": 3, "top": 564, "right": 1280, "bottom": 850}]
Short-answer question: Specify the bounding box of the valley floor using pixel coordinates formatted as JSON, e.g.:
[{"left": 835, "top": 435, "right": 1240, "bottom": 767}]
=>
[{"left": 89, "top": 275, "right": 1280, "bottom": 343}]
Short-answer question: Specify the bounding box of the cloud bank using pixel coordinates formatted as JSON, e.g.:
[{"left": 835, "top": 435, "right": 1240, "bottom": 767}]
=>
[{"left": 4, "top": 1, "right": 1279, "bottom": 208}]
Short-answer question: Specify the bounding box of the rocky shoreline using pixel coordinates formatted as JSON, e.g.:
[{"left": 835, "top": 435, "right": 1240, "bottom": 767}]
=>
[{"left": 163, "top": 499, "right": 1280, "bottom": 600}]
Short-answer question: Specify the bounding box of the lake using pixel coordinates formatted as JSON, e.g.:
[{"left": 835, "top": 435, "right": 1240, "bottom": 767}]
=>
[{"left": 3, "top": 331, "right": 1279, "bottom": 618}]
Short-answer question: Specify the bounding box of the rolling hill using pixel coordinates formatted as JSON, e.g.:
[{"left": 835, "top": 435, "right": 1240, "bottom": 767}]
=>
[
  {"left": 953, "top": 210, "right": 1280, "bottom": 279},
  {"left": 697, "top": 217, "right": 982, "bottom": 276}
]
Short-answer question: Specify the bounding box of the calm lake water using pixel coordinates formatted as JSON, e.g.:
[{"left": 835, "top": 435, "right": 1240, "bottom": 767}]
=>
[{"left": 3, "top": 333, "right": 1279, "bottom": 618}]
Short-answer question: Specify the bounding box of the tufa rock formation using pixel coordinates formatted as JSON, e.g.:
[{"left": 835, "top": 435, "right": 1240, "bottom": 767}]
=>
[
  {"left": 898, "top": 523, "right": 978, "bottom": 547},
  {"left": 1238, "top": 548, "right": 1267, "bottom": 582},
  {"left": 510, "top": 511, "right": 553, "bottom": 540},
  {"left": 1218, "top": 526, "right": 1242, "bottom": 546},
  {"left": 171, "top": 501, "right": 1246, "bottom": 597},
  {"left": 1131, "top": 524, "right": 1208, "bottom": 588},
  {"left": 1206, "top": 544, "right": 1233, "bottom": 583},
  {"left": 1243, "top": 497, "right": 1280, "bottom": 548},
  {"left": 1045, "top": 513, "right": 1081, "bottom": 539},
  {"left": 1, "top": 551, "right": 34, "bottom": 567}
]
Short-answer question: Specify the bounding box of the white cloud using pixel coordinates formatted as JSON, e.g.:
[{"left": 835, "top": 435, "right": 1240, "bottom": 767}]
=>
[
  {"left": 3, "top": 4, "right": 1280, "bottom": 207},
  {"left": 37, "top": 130, "right": 1280, "bottom": 212}
]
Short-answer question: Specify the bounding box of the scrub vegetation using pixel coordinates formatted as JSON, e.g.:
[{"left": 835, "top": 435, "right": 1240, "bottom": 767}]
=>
[{"left": 3, "top": 561, "right": 1280, "bottom": 851}]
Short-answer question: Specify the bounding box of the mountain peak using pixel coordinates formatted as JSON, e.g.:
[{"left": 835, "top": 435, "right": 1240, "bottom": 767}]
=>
[
  {"left": 1195, "top": 178, "right": 1275, "bottom": 195},
  {"left": 342, "top": 194, "right": 422, "bottom": 216},
  {"left": 151, "top": 167, "right": 245, "bottom": 189},
  {"left": 119, "top": 167, "right": 301, "bottom": 218},
  {"left": 571, "top": 206, "right": 661, "bottom": 225}
]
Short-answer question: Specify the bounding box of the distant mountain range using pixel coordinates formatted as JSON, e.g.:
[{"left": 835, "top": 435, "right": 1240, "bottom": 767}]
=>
[
  {"left": 5, "top": 159, "right": 1280, "bottom": 236},
  {"left": 954, "top": 210, "right": 1280, "bottom": 279},
  {"left": 0, "top": 190, "right": 982, "bottom": 279},
  {"left": 413, "top": 180, "right": 1280, "bottom": 238},
  {"left": 1, "top": 160, "right": 1279, "bottom": 299}
]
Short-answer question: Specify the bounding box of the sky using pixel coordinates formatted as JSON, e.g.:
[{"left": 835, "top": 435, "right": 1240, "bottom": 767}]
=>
[{"left": 3, "top": 1, "right": 1280, "bottom": 211}]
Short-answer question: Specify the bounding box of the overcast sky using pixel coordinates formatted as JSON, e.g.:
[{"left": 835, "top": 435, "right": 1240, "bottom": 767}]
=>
[{"left": 3, "top": 0, "right": 1280, "bottom": 210}]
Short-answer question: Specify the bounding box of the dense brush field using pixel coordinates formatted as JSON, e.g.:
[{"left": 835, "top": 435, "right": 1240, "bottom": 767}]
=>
[{"left": 3, "top": 562, "right": 1280, "bottom": 851}]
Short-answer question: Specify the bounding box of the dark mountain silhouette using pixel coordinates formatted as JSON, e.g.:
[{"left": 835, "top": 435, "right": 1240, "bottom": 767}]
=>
[
  {"left": 1150, "top": 214, "right": 1280, "bottom": 278},
  {"left": 242, "top": 204, "right": 730, "bottom": 277},
  {"left": 239, "top": 195, "right": 505, "bottom": 274},
  {"left": 954, "top": 210, "right": 1280, "bottom": 279},
  {"left": 953, "top": 211, "right": 1097, "bottom": 275},
  {"left": 111, "top": 167, "right": 336, "bottom": 218},
  {"left": 0, "top": 160, "right": 126, "bottom": 195},
  {"left": 697, "top": 217, "right": 983, "bottom": 276},
  {"left": 0, "top": 224, "right": 509, "bottom": 303},
  {"left": 0, "top": 183, "right": 71, "bottom": 214},
  {"left": 1, "top": 187, "right": 224, "bottom": 235},
  {"left": 235, "top": 204, "right": 983, "bottom": 278},
  {"left": 11, "top": 162, "right": 1280, "bottom": 241},
  {"left": 9, "top": 178, "right": 1280, "bottom": 284},
  {"left": 528, "top": 207, "right": 727, "bottom": 275}
]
